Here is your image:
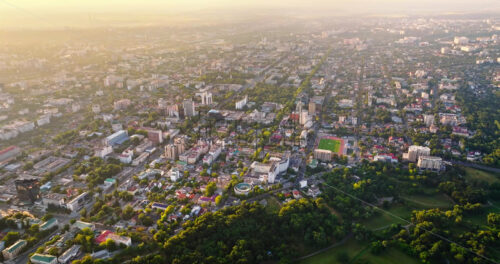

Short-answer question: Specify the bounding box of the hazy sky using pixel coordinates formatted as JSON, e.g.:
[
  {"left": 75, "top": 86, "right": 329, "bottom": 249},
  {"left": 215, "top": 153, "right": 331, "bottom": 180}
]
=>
[
  {"left": 1, "top": 0, "right": 499, "bottom": 29},
  {"left": 1, "top": 0, "right": 499, "bottom": 12}
]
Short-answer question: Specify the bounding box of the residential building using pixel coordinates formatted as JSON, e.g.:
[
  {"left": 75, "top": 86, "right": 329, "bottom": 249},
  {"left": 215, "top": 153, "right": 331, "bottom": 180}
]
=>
[
  {"left": 198, "top": 91, "right": 213, "bottom": 105},
  {"left": 174, "top": 137, "right": 186, "bottom": 155},
  {"left": 2, "top": 240, "right": 27, "bottom": 259},
  {"left": 183, "top": 99, "right": 196, "bottom": 118},
  {"left": 235, "top": 96, "right": 248, "bottom": 110},
  {"left": 66, "top": 192, "right": 90, "bottom": 212},
  {"left": 403, "top": 145, "right": 431, "bottom": 162},
  {"left": 39, "top": 218, "right": 58, "bottom": 231},
  {"left": 30, "top": 254, "right": 58, "bottom": 264},
  {"left": 169, "top": 168, "right": 181, "bottom": 181},
  {"left": 113, "top": 99, "right": 131, "bottom": 110},
  {"left": 417, "top": 156, "right": 443, "bottom": 171},
  {"left": 314, "top": 149, "right": 332, "bottom": 162},
  {"left": 165, "top": 144, "right": 178, "bottom": 160},
  {"left": 0, "top": 145, "right": 21, "bottom": 163},
  {"left": 58, "top": 245, "right": 81, "bottom": 264}
]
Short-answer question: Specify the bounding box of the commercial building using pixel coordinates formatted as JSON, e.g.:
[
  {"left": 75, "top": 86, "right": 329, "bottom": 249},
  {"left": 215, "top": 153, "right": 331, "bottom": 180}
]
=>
[
  {"left": 105, "top": 130, "right": 129, "bottom": 146},
  {"left": 403, "top": 145, "right": 430, "bottom": 162},
  {"left": 250, "top": 152, "right": 289, "bottom": 183},
  {"left": 2, "top": 239, "right": 27, "bottom": 260},
  {"left": 15, "top": 178, "right": 40, "bottom": 203}
]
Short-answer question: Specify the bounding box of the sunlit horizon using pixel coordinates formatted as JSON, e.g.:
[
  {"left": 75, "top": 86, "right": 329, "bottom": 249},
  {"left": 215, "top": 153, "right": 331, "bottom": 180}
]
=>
[{"left": 1, "top": 0, "right": 499, "bottom": 29}]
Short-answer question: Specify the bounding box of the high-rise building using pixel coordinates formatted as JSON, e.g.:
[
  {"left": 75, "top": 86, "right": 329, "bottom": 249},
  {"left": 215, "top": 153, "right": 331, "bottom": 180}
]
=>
[
  {"left": 235, "top": 96, "right": 248, "bottom": 110},
  {"left": 15, "top": 178, "right": 40, "bottom": 203},
  {"left": 165, "top": 144, "right": 178, "bottom": 160},
  {"left": 199, "top": 92, "right": 213, "bottom": 105},
  {"left": 167, "top": 104, "right": 179, "bottom": 118},
  {"left": 308, "top": 102, "right": 316, "bottom": 115},
  {"left": 174, "top": 137, "right": 186, "bottom": 155},
  {"left": 183, "top": 99, "right": 196, "bottom": 118}
]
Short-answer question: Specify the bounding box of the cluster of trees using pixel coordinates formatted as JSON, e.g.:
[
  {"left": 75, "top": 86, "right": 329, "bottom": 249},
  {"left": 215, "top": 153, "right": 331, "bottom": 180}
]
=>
[
  {"left": 129, "top": 198, "right": 345, "bottom": 263},
  {"left": 246, "top": 83, "right": 296, "bottom": 106},
  {"left": 320, "top": 162, "right": 403, "bottom": 222},
  {"left": 394, "top": 205, "right": 499, "bottom": 263},
  {"left": 74, "top": 157, "right": 122, "bottom": 188},
  {"left": 53, "top": 129, "right": 78, "bottom": 144},
  {"left": 456, "top": 84, "right": 500, "bottom": 167}
]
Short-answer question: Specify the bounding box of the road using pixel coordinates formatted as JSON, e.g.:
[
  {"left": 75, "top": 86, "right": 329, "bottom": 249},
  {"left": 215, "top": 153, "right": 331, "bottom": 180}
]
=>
[{"left": 14, "top": 228, "right": 60, "bottom": 264}]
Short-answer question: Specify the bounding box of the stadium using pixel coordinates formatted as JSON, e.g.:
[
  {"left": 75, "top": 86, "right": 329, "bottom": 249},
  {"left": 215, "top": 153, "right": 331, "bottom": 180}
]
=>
[
  {"left": 315, "top": 135, "right": 345, "bottom": 156},
  {"left": 234, "top": 182, "right": 252, "bottom": 195}
]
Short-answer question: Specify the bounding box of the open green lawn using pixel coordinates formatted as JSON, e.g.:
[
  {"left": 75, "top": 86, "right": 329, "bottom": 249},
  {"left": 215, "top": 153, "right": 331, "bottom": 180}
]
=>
[
  {"left": 402, "top": 193, "right": 454, "bottom": 209},
  {"left": 299, "top": 237, "right": 419, "bottom": 264},
  {"left": 463, "top": 167, "right": 499, "bottom": 184},
  {"left": 362, "top": 205, "right": 413, "bottom": 230},
  {"left": 265, "top": 196, "right": 282, "bottom": 213},
  {"left": 465, "top": 200, "right": 500, "bottom": 227},
  {"left": 362, "top": 194, "right": 454, "bottom": 231},
  {"left": 318, "top": 138, "right": 341, "bottom": 153}
]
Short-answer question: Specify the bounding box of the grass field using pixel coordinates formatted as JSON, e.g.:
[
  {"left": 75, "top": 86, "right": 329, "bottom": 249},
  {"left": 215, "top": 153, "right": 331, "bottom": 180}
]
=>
[
  {"left": 362, "top": 193, "right": 454, "bottom": 231},
  {"left": 465, "top": 200, "right": 500, "bottom": 227},
  {"left": 318, "top": 138, "right": 341, "bottom": 153},
  {"left": 463, "top": 167, "right": 499, "bottom": 184},
  {"left": 402, "top": 193, "right": 454, "bottom": 208},
  {"left": 362, "top": 205, "right": 413, "bottom": 230},
  {"left": 299, "top": 237, "right": 419, "bottom": 264},
  {"left": 265, "top": 196, "right": 282, "bottom": 213}
]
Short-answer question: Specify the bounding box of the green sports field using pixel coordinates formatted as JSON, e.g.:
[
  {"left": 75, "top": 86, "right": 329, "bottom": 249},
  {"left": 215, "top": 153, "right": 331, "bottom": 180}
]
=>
[{"left": 318, "top": 138, "right": 341, "bottom": 153}]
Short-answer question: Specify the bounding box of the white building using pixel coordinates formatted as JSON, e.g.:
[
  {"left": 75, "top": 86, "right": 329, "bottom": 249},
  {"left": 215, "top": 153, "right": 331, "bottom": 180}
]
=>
[
  {"left": 66, "top": 192, "right": 89, "bottom": 212},
  {"left": 417, "top": 156, "right": 443, "bottom": 171},
  {"left": 403, "top": 145, "right": 430, "bottom": 162},
  {"left": 169, "top": 168, "right": 181, "bottom": 181},
  {"left": 119, "top": 150, "right": 133, "bottom": 164},
  {"left": 37, "top": 115, "right": 51, "bottom": 126},
  {"left": 235, "top": 96, "right": 248, "bottom": 110},
  {"left": 454, "top": 36, "right": 469, "bottom": 45}
]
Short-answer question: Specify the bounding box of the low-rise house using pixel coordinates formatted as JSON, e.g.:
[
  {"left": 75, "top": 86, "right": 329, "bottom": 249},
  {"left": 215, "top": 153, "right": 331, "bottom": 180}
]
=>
[
  {"left": 30, "top": 253, "right": 58, "bottom": 264},
  {"left": 2, "top": 239, "right": 27, "bottom": 259}
]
